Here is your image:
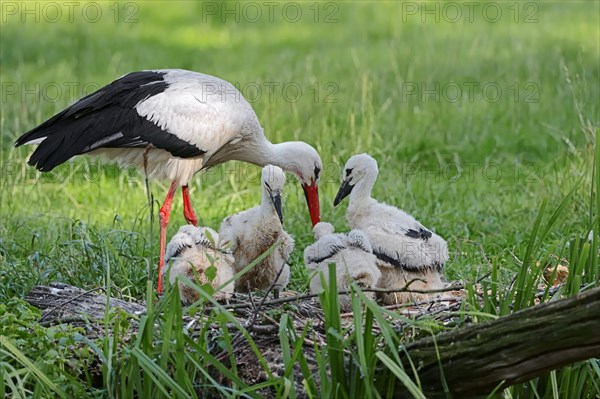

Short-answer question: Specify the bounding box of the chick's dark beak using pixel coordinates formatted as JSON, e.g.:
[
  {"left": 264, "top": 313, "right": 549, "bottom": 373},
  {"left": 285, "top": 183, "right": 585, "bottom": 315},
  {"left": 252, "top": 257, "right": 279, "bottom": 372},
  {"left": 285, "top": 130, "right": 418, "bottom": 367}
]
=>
[
  {"left": 270, "top": 192, "right": 284, "bottom": 224},
  {"left": 333, "top": 179, "right": 354, "bottom": 206}
]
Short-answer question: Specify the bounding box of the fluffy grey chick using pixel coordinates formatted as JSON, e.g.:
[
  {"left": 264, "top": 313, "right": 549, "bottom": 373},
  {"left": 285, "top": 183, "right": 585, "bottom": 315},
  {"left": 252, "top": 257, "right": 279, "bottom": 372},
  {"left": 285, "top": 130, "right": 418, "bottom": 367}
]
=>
[
  {"left": 164, "top": 225, "right": 235, "bottom": 304},
  {"left": 304, "top": 222, "right": 381, "bottom": 312}
]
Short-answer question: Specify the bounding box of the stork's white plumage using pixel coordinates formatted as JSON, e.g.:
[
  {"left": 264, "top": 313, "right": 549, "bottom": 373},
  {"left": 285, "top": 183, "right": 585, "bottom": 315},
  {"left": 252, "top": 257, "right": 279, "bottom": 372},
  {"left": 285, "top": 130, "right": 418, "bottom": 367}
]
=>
[
  {"left": 219, "top": 165, "right": 294, "bottom": 297},
  {"left": 164, "top": 225, "right": 235, "bottom": 304},
  {"left": 334, "top": 154, "right": 448, "bottom": 304},
  {"left": 304, "top": 222, "right": 381, "bottom": 311},
  {"left": 15, "top": 69, "right": 322, "bottom": 293}
]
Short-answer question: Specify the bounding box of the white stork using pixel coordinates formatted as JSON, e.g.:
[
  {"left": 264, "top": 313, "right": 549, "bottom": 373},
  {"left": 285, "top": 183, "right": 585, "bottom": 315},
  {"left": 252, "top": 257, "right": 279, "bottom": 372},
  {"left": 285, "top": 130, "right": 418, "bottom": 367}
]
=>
[
  {"left": 14, "top": 69, "right": 322, "bottom": 293},
  {"left": 218, "top": 165, "right": 294, "bottom": 298},
  {"left": 333, "top": 154, "right": 448, "bottom": 304},
  {"left": 304, "top": 222, "right": 381, "bottom": 311},
  {"left": 164, "top": 225, "right": 235, "bottom": 304}
]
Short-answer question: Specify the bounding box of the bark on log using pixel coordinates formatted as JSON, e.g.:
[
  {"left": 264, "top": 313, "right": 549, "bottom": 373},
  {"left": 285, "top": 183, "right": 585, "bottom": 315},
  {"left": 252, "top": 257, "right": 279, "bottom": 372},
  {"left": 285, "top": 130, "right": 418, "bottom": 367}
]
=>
[
  {"left": 26, "top": 283, "right": 146, "bottom": 321},
  {"left": 397, "top": 287, "right": 600, "bottom": 397}
]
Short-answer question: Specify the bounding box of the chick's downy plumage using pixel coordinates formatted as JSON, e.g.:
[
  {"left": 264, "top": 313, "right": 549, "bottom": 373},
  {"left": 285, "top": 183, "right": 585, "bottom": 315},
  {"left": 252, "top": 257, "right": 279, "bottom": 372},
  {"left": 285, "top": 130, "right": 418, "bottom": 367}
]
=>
[
  {"left": 219, "top": 165, "right": 294, "bottom": 295},
  {"left": 164, "top": 225, "right": 235, "bottom": 304},
  {"left": 334, "top": 154, "right": 448, "bottom": 304},
  {"left": 304, "top": 222, "right": 381, "bottom": 311}
]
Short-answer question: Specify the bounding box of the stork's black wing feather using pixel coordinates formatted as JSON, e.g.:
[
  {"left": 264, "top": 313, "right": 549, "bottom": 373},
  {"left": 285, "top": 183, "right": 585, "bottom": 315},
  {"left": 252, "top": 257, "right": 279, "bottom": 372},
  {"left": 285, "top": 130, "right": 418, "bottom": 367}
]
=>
[
  {"left": 372, "top": 248, "right": 412, "bottom": 270},
  {"left": 405, "top": 227, "right": 432, "bottom": 240},
  {"left": 346, "top": 231, "right": 372, "bottom": 253},
  {"left": 372, "top": 246, "right": 444, "bottom": 273},
  {"left": 306, "top": 243, "right": 346, "bottom": 264},
  {"left": 15, "top": 71, "right": 205, "bottom": 172},
  {"left": 170, "top": 244, "right": 194, "bottom": 259}
]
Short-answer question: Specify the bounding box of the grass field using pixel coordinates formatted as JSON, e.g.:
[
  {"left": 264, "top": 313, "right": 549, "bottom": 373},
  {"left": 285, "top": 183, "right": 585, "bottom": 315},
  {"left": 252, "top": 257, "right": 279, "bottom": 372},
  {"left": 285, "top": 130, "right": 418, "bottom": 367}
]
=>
[{"left": 1, "top": 1, "right": 599, "bottom": 397}]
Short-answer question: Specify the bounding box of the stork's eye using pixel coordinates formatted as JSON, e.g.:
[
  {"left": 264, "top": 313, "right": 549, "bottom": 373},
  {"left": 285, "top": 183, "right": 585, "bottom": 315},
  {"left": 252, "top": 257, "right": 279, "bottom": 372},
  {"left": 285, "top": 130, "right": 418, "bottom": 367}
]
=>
[
  {"left": 345, "top": 168, "right": 353, "bottom": 177},
  {"left": 314, "top": 165, "right": 321, "bottom": 181}
]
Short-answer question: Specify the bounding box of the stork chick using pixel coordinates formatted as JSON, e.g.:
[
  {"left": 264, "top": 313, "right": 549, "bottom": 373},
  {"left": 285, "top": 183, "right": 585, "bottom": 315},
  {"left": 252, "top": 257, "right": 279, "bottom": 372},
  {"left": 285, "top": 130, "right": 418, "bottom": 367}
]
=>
[
  {"left": 304, "top": 222, "right": 381, "bottom": 312},
  {"left": 164, "top": 225, "right": 235, "bottom": 304},
  {"left": 334, "top": 154, "right": 448, "bottom": 305},
  {"left": 219, "top": 165, "right": 294, "bottom": 297}
]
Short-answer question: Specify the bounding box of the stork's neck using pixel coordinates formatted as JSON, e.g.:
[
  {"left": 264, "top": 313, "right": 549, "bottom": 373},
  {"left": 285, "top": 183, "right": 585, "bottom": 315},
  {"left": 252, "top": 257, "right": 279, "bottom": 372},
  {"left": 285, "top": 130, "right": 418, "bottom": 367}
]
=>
[
  {"left": 267, "top": 142, "right": 305, "bottom": 175},
  {"left": 260, "top": 185, "right": 273, "bottom": 213},
  {"left": 241, "top": 138, "right": 303, "bottom": 175},
  {"left": 260, "top": 183, "right": 285, "bottom": 226},
  {"left": 347, "top": 176, "right": 376, "bottom": 212}
]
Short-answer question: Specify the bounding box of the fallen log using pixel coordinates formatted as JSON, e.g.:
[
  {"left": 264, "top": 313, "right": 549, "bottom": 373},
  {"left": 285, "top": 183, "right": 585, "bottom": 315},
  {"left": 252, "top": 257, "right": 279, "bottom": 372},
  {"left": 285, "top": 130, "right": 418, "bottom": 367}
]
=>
[
  {"left": 397, "top": 286, "right": 600, "bottom": 397},
  {"left": 23, "top": 283, "right": 600, "bottom": 397}
]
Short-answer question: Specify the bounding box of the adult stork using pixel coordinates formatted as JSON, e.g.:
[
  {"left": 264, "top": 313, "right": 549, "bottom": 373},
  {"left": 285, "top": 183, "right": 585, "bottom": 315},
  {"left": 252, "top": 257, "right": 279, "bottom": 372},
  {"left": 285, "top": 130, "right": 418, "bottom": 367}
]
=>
[{"left": 15, "top": 69, "right": 322, "bottom": 293}]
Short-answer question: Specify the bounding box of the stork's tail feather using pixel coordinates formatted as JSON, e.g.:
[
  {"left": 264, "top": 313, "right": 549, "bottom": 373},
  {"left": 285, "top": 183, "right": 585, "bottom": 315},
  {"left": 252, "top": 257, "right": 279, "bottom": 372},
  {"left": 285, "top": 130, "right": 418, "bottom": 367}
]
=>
[
  {"left": 16, "top": 135, "right": 64, "bottom": 172},
  {"left": 15, "top": 132, "right": 47, "bottom": 147},
  {"left": 15, "top": 115, "right": 93, "bottom": 172},
  {"left": 15, "top": 105, "right": 85, "bottom": 171},
  {"left": 25, "top": 133, "right": 70, "bottom": 172},
  {"left": 14, "top": 71, "right": 171, "bottom": 172},
  {"left": 15, "top": 103, "right": 73, "bottom": 146}
]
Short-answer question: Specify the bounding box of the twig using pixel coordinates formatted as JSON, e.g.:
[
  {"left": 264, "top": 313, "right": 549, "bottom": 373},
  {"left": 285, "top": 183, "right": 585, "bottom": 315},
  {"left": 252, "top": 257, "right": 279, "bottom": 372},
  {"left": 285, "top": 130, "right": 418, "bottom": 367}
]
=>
[
  {"left": 246, "top": 324, "right": 279, "bottom": 334},
  {"left": 535, "top": 283, "right": 564, "bottom": 298},
  {"left": 245, "top": 259, "right": 287, "bottom": 331},
  {"left": 212, "top": 280, "right": 464, "bottom": 311},
  {"left": 244, "top": 284, "right": 258, "bottom": 330},
  {"left": 340, "top": 296, "right": 462, "bottom": 317},
  {"left": 39, "top": 315, "right": 90, "bottom": 327},
  {"left": 261, "top": 260, "right": 286, "bottom": 301}
]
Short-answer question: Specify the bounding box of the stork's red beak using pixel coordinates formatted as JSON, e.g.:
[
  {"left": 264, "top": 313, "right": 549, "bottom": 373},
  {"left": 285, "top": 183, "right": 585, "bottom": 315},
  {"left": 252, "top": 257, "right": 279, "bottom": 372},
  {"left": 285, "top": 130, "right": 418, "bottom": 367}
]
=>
[{"left": 302, "top": 180, "right": 320, "bottom": 227}]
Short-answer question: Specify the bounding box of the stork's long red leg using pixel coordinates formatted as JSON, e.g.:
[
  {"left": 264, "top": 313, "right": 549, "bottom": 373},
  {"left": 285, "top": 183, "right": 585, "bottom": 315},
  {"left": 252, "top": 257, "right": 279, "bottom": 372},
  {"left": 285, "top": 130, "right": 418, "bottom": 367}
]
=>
[
  {"left": 182, "top": 185, "right": 198, "bottom": 226},
  {"left": 158, "top": 181, "right": 178, "bottom": 294}
]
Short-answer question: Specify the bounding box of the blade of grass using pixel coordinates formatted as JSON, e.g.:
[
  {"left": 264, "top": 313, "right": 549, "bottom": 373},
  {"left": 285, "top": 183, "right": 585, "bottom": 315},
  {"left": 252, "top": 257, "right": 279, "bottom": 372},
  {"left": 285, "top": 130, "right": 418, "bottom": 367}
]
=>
[
  {"left": 1, "top": 361, "right": 25, "bottom": 399},
  {"left": 132, "top": 347, "right": 192, "bottom": 399},
  {"left": 430, "top": 333, "right": 449, "bottom": 395},
  {"left": 375, "top": 352, "right": 425, "bottom": 399},
  {"left": 550, "top": 370, "right": 559, "bottom": 399},
  {"left": 184, "top": 340, "right": 251, "bottom": 396},
  {"left": 278, "top": 313, "right": 296, "bottom": 399},
  {"left": 319, "top": 263, "right": 348, "bottom": 398},
  {"left": 0, "top": 337, "right": 66, "bottom": 399},
  {"left": 290, "top": 323, "right": 318, "bottom": 397},
  {"left": 513, "top": 199, "right": 547, "bottom": 311},
  {"left": 159, "top": 284, "right": 179, "bottom": 370},
  {"left": 186, "top": 278, "right": 276, "bottom": 381}
]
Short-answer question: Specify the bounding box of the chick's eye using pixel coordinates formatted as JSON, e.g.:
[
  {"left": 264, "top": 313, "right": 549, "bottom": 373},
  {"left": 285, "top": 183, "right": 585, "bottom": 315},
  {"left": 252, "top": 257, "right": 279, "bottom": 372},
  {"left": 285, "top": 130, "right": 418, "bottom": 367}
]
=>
[
  {"left": 265, "top": 182, "right": 272, "bottom": 191},
  {"left": 345, "top": 168, "right": 353, "bottom": 177}
]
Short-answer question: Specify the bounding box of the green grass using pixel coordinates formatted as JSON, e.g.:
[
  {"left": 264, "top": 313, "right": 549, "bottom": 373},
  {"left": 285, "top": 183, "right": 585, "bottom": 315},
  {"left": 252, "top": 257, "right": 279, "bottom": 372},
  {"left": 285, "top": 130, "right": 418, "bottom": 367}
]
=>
[{"left": 1, "top": 1, "right": 599, "bottom": 397}]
